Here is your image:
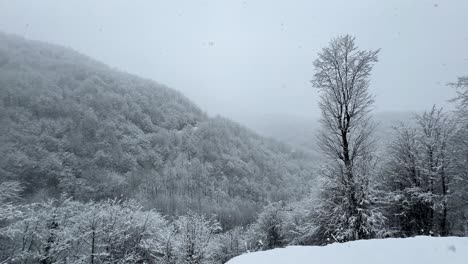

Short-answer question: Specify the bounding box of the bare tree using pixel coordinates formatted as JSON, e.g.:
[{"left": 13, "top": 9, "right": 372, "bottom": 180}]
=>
[{"left": 311, "top": 35, "right": 381, "bottom": 241}]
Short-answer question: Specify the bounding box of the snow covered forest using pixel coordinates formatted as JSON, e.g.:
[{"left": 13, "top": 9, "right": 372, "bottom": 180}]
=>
[{"left": 1, "top": 1, "right": 468, "bottom": 263}]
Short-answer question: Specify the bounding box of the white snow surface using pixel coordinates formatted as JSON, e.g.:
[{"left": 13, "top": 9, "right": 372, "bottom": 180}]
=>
[{"left": 227, "top": 236, "right": 468, "bottom": 264}]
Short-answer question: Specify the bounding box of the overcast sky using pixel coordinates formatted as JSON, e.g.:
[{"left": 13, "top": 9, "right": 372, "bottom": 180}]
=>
[{"left": 1, "top": 0, "right": 467, "bottom": 122}]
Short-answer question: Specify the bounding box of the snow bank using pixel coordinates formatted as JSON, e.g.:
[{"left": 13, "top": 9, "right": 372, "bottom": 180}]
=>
[{"left": 227, "top": 236, "right": 468, "bottom": 264}]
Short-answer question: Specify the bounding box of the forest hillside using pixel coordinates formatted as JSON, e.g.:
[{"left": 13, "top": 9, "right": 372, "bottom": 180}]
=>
[{"left": 0, "top": 33, "right": 315, "bottom": 227}]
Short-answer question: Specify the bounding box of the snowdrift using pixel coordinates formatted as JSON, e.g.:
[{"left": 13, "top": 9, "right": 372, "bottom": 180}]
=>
[{"left": 227, "top": 236, "right": 468, "bottom": 264}]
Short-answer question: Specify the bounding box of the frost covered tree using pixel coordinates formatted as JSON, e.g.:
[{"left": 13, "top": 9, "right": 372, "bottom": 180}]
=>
[
  {"left": 252, "top": 202, "right": 286, "bottom": 250},
  {"left": 381, "top": 106, "right": 457, "bottom": 236},
  {"left": 1, "top": 199, "right": 172, "bottom": 264},
  {"left": 450, "top": 75, "right": 468, "bottom": 114},
  {"left": 279, "top": 197, "right": 317, "bottom": 245},
  {"left": 311, "top": 35, "right": 382, "bottom": 242},
  {"left": 174, "top": 212, "right": 221, "bottom": 264},
  {"left": 416, "top": 107, "right": 454, "bottom": 235},
  {"left": 0, "top": 181, "right": 23, "bottom": 260},
  {"left": 209, "top": 226, "right": 250, "bottom": 264},
  {"left": 449, "top": 75, "right": 468, "bottom": 235},
  {"left": 381, "top": 123, "right": 426, "bottom": 236},
  {"left": 247, "top": 199, "right": 319, "bottom": 248},
  {"left": 0, "top": 181, "right": 22, "bottom": 221}
]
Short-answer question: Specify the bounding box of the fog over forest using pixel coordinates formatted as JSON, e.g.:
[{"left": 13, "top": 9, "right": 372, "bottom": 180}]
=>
[{"left": 0, "top": 1, "right": 467, "bottom": 264}]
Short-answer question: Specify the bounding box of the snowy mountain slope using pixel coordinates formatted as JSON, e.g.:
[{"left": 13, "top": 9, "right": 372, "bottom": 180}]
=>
[
  {"left": 0, "top": 32, "right": 315, "bottom": 227},
  {"left": 227, "top": 236, "right": 468, "bottom": 264}
]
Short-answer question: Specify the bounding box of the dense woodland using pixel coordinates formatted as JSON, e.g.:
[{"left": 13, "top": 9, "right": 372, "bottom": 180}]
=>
[
  {"left": 0, "top": 33, "right": 314, "bottom": 227},
  {"left": 0, "top": 33, "right": 467, "bottom": 263}
]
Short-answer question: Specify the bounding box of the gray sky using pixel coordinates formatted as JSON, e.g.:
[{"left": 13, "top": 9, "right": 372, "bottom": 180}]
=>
[{"left": 1, "top": 0, "right": 467, "bottom": 121}]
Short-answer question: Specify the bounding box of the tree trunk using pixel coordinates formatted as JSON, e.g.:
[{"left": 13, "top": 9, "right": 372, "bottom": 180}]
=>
[
  {"left": 440, "top": 166, "right": 448, "bottom": 236},
  {"left": 91, "top": 229, "right": 95, "bottom": 264}
]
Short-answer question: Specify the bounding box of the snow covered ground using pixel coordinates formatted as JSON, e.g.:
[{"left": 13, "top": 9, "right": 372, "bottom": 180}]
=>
[{"left": 227, "top": 236, "right": 468, "bottom": 264}]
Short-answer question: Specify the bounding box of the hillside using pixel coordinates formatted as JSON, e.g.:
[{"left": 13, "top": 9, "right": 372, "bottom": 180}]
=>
[
  {"left": 0, "top": 33, "right": 316, "bottom": 227},
  {"left": 227, "top": 236, "right": 468, "bottom": 264}
]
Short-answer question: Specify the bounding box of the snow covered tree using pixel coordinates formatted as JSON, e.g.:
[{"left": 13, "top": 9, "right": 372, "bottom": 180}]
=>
[
  {"left": 209, "top": 226, "right": 249, "bottom": 264},
  {"left": 0, "top": 181, "right": 22, "bottom": 221},
  {"left": 71, "top": 199, "right": 171, "bottom": 263},
  {"left": 0, "top": 181, "right": 23, "bottom": 262},
  {"left": 252, "top": 202, "right": 286, "bottom": 250},
  {"left": 416, "top": 107, "right": 454, "bottom": 235},
  {"left": 381, "top": 106, "right": 457, "bottom": 236},
  {"left": 381, "top": 123, "right": 432, "bottom": 236},
  {"left": 311, "top": 35, "right": 382, "bottom": 242},
  {"left": 174, "top": 212, "right": 221, "bottom": 264},
  {"left": 448, "top": 75, "right": 468, "bottom": 235},
  {"left": 1, "top": 199, "right": 172, "bottom": 264},
  {"left": 280, "top": 197, "right": 318, "bottom": 245},
  {"left": 450, "top": 75, "right": 468, "bottom": 115}
]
